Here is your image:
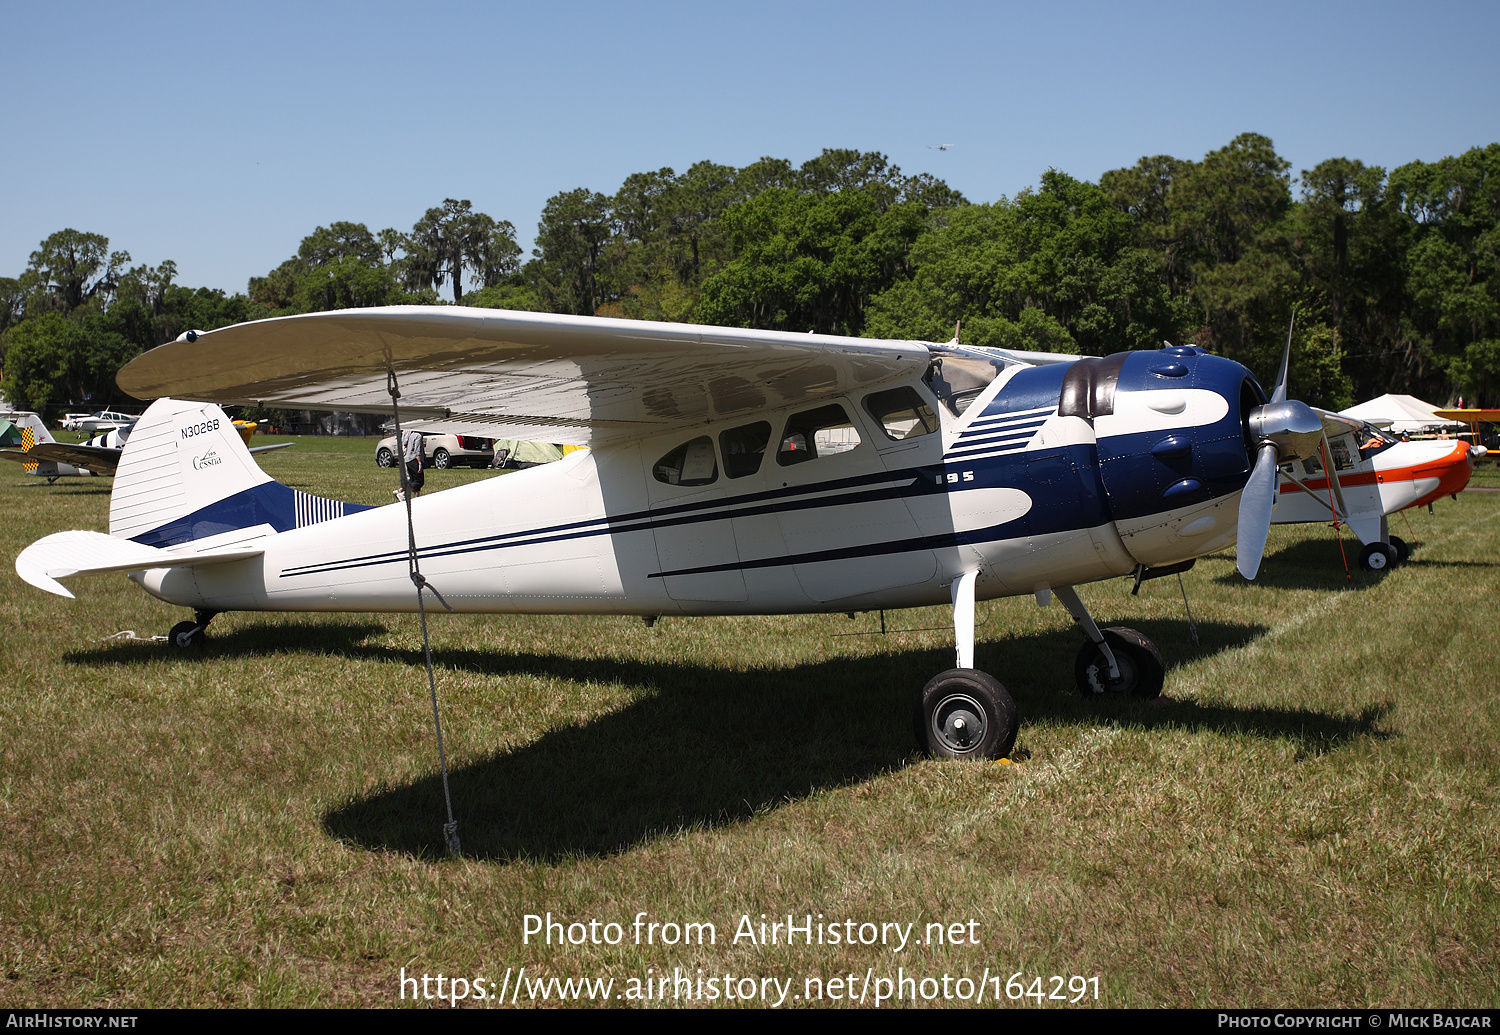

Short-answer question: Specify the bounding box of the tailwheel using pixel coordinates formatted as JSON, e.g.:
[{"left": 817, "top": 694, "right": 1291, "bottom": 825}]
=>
[
  {"left": 167, "top": 610, "right": 217, "bottom": 649},
  {"left": 1074, "top": 627, "right": 1164, "bottom": 698},
  {"left": 915, "top": 669, "right": 1018, "bottom": 761},
  {"left": 1358, "top": 542, "right": 1396, "bottom": 571},
  {"left": 168, "top": 621, "right": 205, "bottom": 648}
]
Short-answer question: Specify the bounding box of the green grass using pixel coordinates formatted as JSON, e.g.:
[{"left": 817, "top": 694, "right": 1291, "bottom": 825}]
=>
[{"left": 1, "top": 440, "right": 1496, "bottom": 1008}]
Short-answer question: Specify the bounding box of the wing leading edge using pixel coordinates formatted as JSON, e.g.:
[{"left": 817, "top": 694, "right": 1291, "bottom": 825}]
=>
[{"left": 117, "top": 307, "right": 932, "bottom": 446}]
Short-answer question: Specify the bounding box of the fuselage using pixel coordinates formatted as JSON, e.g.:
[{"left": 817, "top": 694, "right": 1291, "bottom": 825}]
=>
[
  {"left": 1272, "top": 430, "right": 1477, "bottom": 540},
  {"left": 128, "top": 345, "right": 1266, "bottom": 617}
]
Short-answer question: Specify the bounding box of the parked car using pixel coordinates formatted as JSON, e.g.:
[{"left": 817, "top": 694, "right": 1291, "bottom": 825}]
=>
[{"left": 374, "top": 433, "right": 494, "bottom": 469}]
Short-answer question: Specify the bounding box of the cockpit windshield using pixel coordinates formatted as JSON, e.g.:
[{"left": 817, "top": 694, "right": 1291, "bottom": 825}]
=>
[
  {"left": 923, "top": 346, "right": 1013, "bottom": 419},
  {"left": 1355, "top": 424, "right": 1398, "bottom": 462}
]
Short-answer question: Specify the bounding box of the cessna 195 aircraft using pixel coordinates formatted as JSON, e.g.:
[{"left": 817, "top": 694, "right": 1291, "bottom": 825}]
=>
[{"left": 16, "top": 307, "right": 1333, "bottom": 760}]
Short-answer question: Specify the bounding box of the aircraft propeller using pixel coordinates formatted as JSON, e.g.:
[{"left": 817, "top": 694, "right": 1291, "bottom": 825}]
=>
[{"left": 1235, "top": 315, "right": 1326, "bottom": 579}]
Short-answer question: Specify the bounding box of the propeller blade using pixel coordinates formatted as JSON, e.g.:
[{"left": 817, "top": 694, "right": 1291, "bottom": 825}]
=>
[
  {"left": 1270, "top": 312, "right": 1295, "bottom": 405},
  {"left": 1236, "top": 443, "right": 1280, "bottom": 580}
]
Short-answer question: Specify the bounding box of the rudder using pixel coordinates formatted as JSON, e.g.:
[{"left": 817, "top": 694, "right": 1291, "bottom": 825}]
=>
[{"left": 109, "top": 398, "right": 370, "bottom": 546}]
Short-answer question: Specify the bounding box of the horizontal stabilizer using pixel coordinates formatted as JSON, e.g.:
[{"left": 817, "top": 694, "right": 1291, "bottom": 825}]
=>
[
  {"left": 6, "top": 442, "right": 120, "bottom": 474},
  {"left": 16, "top": 530, "right": 264, "bottom": 599}
]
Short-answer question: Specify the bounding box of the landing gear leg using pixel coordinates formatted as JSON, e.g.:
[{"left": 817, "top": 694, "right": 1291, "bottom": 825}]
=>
[
  {"left": 1054, "top": 586, "right": 1118, "bottom": 680},
  {"left": 1055, "top": 586, "right": 1164, "bottom": 698},
  {"left": 168, "top": 610, "right": 217, "bottom": 649},
  {"left": 913, "top": 570, "right": 1018, "bottom": 760}
]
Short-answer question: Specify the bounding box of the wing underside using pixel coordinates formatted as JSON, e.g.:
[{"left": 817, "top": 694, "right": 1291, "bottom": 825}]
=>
[{"left": 117, "top": 307, "right": 932, "bottom": 446}]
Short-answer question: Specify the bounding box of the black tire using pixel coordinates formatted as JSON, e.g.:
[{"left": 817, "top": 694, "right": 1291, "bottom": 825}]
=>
[
  {"left": 1388, "top": 535, "right": 1410, "bottom": 563},
  {"left": 1073, "top": 627, "right": 1165, "bottom": 698},
  {"left": 1358, "top": 542, "right": 1395, "bottom": 571},
  {"left": 432, "top": 448, "right": 451, "bottom": 469},
  {"left": 915, "top": 669, "right": 1018, "bottom": 760},
  {"left": 168, "top": 620, "right": 204, "bottom": 649},
  {"left": 376, "top": 447, "right": 394, "bottom": 468}
]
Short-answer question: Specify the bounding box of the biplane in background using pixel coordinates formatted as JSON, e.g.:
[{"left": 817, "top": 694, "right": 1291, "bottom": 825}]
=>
[
  {"left": 17, "top": 307, "right": 1335, "bottom": 760},
  {"left": 1272, "top": 410, "right": 1484, "bottom": 570}
]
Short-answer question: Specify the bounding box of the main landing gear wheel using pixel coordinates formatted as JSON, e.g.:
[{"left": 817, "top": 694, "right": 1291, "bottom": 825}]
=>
[
  {"left": 1387, "top": 536, "right": 1410, "bottom": 563},
  {"left": 1358, "top": 542, "right": 1396, "bottom": 571},
  {"left": 915, "top": 669, "right": 1018, "bottom": 761},
  {"left": 168, "top": 621, "right": 205, "bottom": 648},
  {"left": 1074, "top": 627, "right": 1165, "bottom": 698}
]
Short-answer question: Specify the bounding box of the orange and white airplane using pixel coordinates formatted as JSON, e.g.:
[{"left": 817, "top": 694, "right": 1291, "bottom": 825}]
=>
[{"left": 1272, "top": 409, "right": 1484, "bottom": 570}]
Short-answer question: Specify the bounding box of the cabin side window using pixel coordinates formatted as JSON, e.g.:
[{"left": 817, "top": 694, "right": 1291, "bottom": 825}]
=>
[
  {"left": 863, "top": 386, "right": 940, "bottom": 441},
  {"left": 720, "top": 421, "right": 772, "bottom": 478},
  {"left": 777, "top": 404, "right": 862, "bottom": 466},
  {"left": 654, "top": 436, "right": 718, "bottom": 486}
]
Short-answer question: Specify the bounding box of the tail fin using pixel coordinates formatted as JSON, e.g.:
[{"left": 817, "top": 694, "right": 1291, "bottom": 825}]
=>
[
  {"left": 109, "top": 398, "right": 371, "bottom": 547},
  {"left": 8, "top": 413, "right": 53, "bottom": 472}
]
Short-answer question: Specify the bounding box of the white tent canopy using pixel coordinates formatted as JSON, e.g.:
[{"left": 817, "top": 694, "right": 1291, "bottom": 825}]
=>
[{"left": 1339, "top": 394, "right": 1464, "bottom": 433}]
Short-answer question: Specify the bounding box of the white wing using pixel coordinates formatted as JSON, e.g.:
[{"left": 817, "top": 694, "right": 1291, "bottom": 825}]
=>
[{"left": 117, "top": 307, "right": 932, "bottom": 446}]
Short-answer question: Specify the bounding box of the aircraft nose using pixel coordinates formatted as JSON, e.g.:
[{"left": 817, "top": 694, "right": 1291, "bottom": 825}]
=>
[{"left": 1090, "top": 347, "right": 1261, "bottom": 523}]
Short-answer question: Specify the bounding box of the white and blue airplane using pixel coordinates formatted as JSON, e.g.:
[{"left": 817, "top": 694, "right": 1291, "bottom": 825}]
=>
[{"left": 15, "top": 307, "right": 1327, "bottom": 760}]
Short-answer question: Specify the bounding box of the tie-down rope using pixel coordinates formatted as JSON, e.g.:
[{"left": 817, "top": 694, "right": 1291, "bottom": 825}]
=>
[{"left": 387, "top": 368, "right": 461, "bottom": 857}]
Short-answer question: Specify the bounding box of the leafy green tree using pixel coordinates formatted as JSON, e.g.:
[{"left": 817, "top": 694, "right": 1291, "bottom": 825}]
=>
[
  {"left": 249, "top": 221, "right": 416, "bottom": 316},
  {"left": 0, "top": 276, "right": 25, "bottom": 334},
  {"left": 1, "top": 310, "right": 134, "bottom": 412},
  {"left": 696, "top": 187, "right": 930, "bottom": 335},
  {"left": 865, "top": 172, "right": 1178, "bottom": 354},
  {"left": 533, "top": 189, "right": 614, "bottom": 315},
  {"left": 1388, "top": 144, "right": 1500, "bottom": 399},
  {"left": 400, "top": 200, "right": 520, "bottom": 304},
  {"left": 25, "top": 229, "right": 131, "bottom": 315}
]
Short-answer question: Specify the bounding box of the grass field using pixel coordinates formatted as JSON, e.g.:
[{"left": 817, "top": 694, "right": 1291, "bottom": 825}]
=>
[{"left": 2, "top": 439, "right": 1497, "bottom": 1008}]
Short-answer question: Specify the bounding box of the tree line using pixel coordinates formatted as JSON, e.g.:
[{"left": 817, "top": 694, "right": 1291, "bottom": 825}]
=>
[{"left": 3, "top": 137, "right": 1497, "bottom": 416}]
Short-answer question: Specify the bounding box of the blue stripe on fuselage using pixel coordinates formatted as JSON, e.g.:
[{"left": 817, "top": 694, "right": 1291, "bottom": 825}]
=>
[
  {"left": 130, "top": 481, "right": 376, "bottom": 548},
  {"left": 275, "top": 442, "right": 1112, "bottom": 582}
]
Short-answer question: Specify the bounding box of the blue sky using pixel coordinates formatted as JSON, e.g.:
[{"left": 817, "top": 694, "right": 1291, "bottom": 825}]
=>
[{"left": 3, "top": 0, "right": 1497, "bottom": 296}]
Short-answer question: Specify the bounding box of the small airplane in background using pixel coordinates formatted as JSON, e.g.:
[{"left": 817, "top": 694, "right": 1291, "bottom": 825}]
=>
[
  {"left": 1272, "top": 411, "right": 1484, "bottom": 570},
  {"left": 0, "top": 410, "right": 105, "bottom": 479},
  {"left": 61, "top": 409, "right": 139, "bottom": 435},
  {"left": 1, "top": 411, "right": 288, "bottom": 480},
  {"left": 17, "top": 307, "right": 1336, "bottom": 761}
]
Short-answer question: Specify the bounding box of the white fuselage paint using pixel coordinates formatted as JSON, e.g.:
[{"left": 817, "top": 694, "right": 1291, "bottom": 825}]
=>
[{"left": 121, "top": 380, "right": 1246, "bottom": 619}]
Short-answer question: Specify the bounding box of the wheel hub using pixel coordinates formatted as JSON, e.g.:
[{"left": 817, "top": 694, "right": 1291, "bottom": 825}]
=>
[
  {"left": 1085, "top": 652, "right": 1137, "bottom": 694},
  {"left": 932, "top": 694, "right": 986, "bottom": 751}
]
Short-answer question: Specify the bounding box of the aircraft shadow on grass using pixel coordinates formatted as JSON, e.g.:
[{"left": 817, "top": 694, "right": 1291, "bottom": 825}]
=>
[
  {"left": 127, "top": 617, "right": 1373, "bottom": 863},
  {"left": 64, "top": 615, "right": 1390, "bottom": 861},
  {"left": 1218, "top": 537, "right": 1390, "bottom": 591},
  {"left": 1216, "top": 536, "right": 1498, "bottom": 590},
  {"left": 11, "top": 483, "right": 112, "bottom": 496}
]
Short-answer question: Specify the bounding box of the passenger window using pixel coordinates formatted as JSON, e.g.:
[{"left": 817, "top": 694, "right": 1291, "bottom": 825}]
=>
[
  {"left": 720, "top": 421, "right": 772, "bottom": 479},
  {"left": 654, "top": 436, "right": 718, "bottom": 486},
  {"left": 777, "top": 404, "right": 861, "bottom": 466},
  {"left": 864, "top": 386, "right": 939, "bottom": 441}
]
